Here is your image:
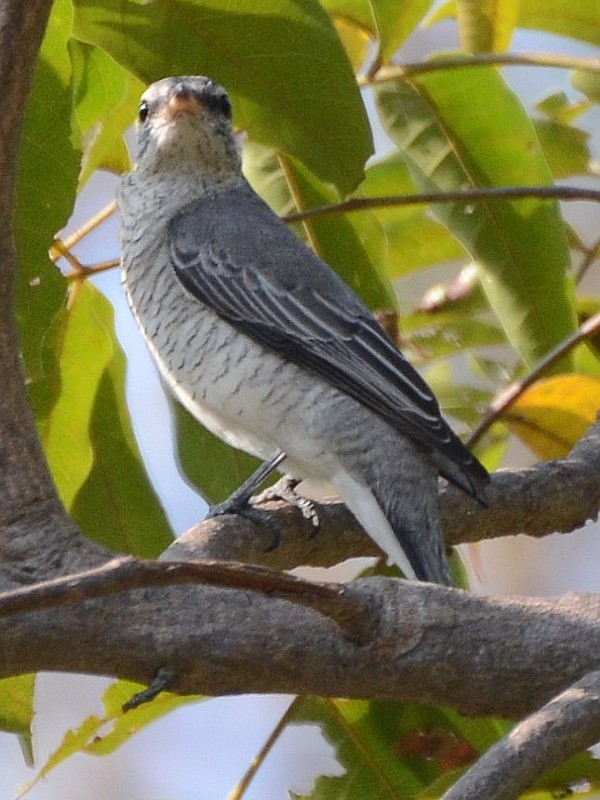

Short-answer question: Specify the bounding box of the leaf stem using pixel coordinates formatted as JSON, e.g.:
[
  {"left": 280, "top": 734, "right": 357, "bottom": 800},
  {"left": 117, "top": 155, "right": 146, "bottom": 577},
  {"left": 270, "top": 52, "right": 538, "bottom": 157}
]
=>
[{"left": 226, "top": 698, "right": 301, "bottom": 800}]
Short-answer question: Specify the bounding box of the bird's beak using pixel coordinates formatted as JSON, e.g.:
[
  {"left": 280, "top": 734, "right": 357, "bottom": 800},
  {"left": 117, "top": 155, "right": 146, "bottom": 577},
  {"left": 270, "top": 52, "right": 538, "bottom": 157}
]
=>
[{"left": 164, "top": 88, "right": 203, "bottom": 121}]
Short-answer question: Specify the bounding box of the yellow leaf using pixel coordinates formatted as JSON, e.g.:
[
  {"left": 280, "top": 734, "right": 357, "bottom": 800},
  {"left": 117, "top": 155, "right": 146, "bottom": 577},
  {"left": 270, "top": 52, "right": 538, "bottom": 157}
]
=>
[{"left": 506, "top": 375, "right": 600, "bottom": 459}]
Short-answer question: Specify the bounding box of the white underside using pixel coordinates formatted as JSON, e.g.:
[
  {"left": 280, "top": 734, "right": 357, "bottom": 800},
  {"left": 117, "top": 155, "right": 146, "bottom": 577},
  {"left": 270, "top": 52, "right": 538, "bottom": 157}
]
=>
[{"left": 332, "top": 471, "right": 417, "bottom": 580}]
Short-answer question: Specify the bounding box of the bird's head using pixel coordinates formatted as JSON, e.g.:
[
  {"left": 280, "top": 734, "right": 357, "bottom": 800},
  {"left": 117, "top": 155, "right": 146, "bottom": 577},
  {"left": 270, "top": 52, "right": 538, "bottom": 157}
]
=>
[{"left": 135, "top": 76, "right": 241, "bottom": 182}]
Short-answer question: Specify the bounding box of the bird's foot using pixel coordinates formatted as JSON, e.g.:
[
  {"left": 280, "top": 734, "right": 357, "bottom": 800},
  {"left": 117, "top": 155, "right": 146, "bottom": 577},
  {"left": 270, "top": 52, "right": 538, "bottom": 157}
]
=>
[
  {"left": 252, "top": 476, "right": 320, "bottom": 533},
  {"left": 205, "top": 449, "right": 286, "bottom": 520},
  {"left": 205, "top": 450, "right": 287, "bottom": 551},
  {"left": 208, "top": 497, "right": 282, "bottom": 550}
]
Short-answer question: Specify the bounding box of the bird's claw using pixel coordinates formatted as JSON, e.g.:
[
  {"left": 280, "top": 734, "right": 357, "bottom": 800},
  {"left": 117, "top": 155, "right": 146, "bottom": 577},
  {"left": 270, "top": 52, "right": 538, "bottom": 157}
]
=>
[{"left": 253, "top": 476, "right": 320, "bottom": 533}]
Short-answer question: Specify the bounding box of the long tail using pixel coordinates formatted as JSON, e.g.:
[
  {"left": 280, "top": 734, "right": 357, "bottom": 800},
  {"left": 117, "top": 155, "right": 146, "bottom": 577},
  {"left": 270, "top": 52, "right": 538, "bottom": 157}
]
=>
[{"left": 333, "top": 441, "right": 453, "bottom": 586}]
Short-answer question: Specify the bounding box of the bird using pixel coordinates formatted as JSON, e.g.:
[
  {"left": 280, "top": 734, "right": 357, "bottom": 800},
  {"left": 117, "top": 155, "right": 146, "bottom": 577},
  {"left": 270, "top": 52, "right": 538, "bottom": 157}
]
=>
[{"left": 118, "top": 75, "right": 489, "bottom": 585}]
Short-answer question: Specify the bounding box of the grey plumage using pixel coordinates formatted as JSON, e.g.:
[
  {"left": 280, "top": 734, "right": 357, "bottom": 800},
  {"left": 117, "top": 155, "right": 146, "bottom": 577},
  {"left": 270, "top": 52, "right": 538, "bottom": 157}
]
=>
[{"left": 119, "top": 76, "right": 489, "bottom": 585}]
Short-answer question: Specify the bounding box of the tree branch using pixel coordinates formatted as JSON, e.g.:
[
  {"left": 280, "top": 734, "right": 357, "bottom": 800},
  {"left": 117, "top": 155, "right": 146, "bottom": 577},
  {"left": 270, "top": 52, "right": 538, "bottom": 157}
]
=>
[
  {"left": 443, "top": 670, "right": 600, "bottom": 800},
  {"left": 368, "top": 53, "right": 600, "bottom": 81},
  {"left": 0, "top": 0, "right": 111, "bottom": 589},
  {"left": 284, "top": 186, "right": 600, "bottom": 225},
  {"left": 0, "top": 556, "right": 375, "bottom": 642},
  {"left": 0, "top": 574, "right": 599, "bottom": 720},
  {"left": 163, "top": 418, "right": 600, "bottom": 568}
]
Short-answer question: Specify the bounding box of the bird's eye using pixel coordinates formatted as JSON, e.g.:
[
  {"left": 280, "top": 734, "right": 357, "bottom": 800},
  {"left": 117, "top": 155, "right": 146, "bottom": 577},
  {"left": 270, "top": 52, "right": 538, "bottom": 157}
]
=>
[
  {"left": 138, "top": 100, "right": 149, "bottom": 123},
  {"left": 217, "top": 94, "right": 232, "bottom": 119}
]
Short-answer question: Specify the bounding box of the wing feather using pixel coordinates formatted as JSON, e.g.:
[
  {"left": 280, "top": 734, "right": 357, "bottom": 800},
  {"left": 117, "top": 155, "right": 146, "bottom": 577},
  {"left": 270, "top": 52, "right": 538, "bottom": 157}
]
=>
[{"left": 168, "top": 183, "right": 489, "bottom": 498}]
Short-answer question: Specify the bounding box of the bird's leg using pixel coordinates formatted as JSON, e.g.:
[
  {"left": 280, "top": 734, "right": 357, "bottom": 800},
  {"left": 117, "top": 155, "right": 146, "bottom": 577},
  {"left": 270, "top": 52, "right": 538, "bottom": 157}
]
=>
[
  {"left": 252, "top": 476, "right": 320, "bottom": 530},
  {"left": 206, "top": 449, "right": 286, "bottom": 519}
]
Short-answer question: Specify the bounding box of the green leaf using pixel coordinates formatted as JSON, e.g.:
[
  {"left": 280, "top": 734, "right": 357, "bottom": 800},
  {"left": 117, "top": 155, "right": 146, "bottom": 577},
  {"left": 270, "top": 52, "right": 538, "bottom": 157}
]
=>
[
  {"left": 70, "top": 41, "right": 143, "bottom": 183},
  {"left": 331, "top": 16, "right": 371, "bottom": 73},
  {"left": 16, "top": 0, "right": 80, "bottom": 381},
  {"left": 424, "top": 362, "right": 495, "bottom": 427},
  {"left": 292, "top": 697, "right": 508, "bottom": 799},
  {"left": 534, "top": 119, "right": 591, "bottom": 178},
  {"left": 454, "top": 0, "right": 519, "bottom": 52},
  {"left": 408, "top": 318, "right": 505, "bottom": 360},
  {"left": 26, "top": 679, "right": 201, "bottom": 792},
  {"left": 375, "top": 68, "right": 578, "bottom": 369},
  {"left": 431, "top": 0, "right": 600, "bottom": 47},
  {"left": 321, "top": 0, "right": 433, "bottom": 62},
  {"left": 295, "top": 697, "right": 600, "bottom": 799},
  {"left": 571, "top": 69, "right": 600, "bottom": 103},
  {"left": 83, "top": 680, "right": 202, "bottom": 755},
  {"left": 0, "top": 674, "right": 35, "bottom": 763},
  {"left": 530, "top": 748, "right": 600, "bottom": 796},
  {"left": 70, "top": 332, "right": 172, "bottom": 557},
  {"left": 72, "top": 0, "right": 371, "bottom": 194},
  {"left": 31, "top": 280, "right": 171, "bottom": 555},
  {"left": 40, "top": 282, "right": 115, "bottom": 510},
  {"left": 517, "top": 0, "right": 600, "bottom": 47},
  {"left": 358, "top": 153, "right": 466, "bottom": 277},
  {"left": 537, "top": 91, "right": 594, "bottom": 125}
]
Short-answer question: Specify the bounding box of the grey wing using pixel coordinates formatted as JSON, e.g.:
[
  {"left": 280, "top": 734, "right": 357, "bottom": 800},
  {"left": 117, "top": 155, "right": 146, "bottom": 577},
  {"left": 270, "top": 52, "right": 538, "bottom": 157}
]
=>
[{"left": 168, "top": 184, "right": 489, "bottom": 499}]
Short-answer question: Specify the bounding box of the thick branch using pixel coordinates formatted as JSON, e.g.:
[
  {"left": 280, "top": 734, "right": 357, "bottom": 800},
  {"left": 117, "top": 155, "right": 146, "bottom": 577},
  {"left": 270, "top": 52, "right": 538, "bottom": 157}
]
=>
[
  {"left": 0, "top": 2, "right": 53, "bottom": 513},
  {"left": 0, "top": 576, "right": 598, "bottom": 720},
  {"left": 0, "top": 0, "right": 110, "bottom": 588},
  {"left": 0, "top": 557, "right": 375, "bottom": 642},
  {"left": 164, "top": 419, "right": 600, "bottom": 568},
  {"left": 443, "top": 670, "right": 600, "bottom": 800}
]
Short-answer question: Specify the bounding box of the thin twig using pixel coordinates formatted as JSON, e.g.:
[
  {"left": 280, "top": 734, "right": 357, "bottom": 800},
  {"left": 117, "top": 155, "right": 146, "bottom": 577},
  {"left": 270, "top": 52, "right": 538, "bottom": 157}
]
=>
[
  {"left": 60, "top": 200, "right": 117, "bottom": 252},
  {"left": 49, "top": 239, "right": 87, "bottom": 273},
  {"left": 226, "top": 698, "right": 301, "bottom": 800},
  {"left": 364, "top": 53, "right": 600, "bottom": 86},
  {"left": 63, "top": 257, "right": 120, "bottom": 281},
  {"left": 0, "top": 557, "right": 373, "bottom": 640},
  {"left": 284, "top": 186, "right": 600, "bottom": 225},
  {"left": 468, "top": 313, "right": 600, "bottom": 447},
  {"left": 575, "top": 234, "right": 600, "bottom": 283}
]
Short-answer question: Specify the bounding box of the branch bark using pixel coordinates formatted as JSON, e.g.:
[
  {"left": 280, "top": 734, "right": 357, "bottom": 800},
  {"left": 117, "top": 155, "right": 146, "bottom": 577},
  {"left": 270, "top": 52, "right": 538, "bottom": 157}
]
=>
[
  {"left": 0, "top": 0, "right": 111, "bottom": 591},
  {"left": 0, "top": 573, "right": 599, "bottom": 720},
  {"left": 164, "top": 418, "right": 600, "bottom": 568},
  {"left": 442, "top": 670, "right": 600, "bottom": 800}
]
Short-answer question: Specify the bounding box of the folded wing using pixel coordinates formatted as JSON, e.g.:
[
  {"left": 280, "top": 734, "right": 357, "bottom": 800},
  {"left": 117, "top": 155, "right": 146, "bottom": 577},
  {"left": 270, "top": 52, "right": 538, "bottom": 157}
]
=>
[{"left": 168, "top": 183, "right": 489, "bottom": 499}]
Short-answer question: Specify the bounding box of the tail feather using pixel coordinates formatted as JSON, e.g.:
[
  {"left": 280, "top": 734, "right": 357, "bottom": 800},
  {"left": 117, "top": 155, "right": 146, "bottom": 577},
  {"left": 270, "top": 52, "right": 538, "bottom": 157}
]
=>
[{"left": 332, "top": 468, "right": 452, "bottom": 586}]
